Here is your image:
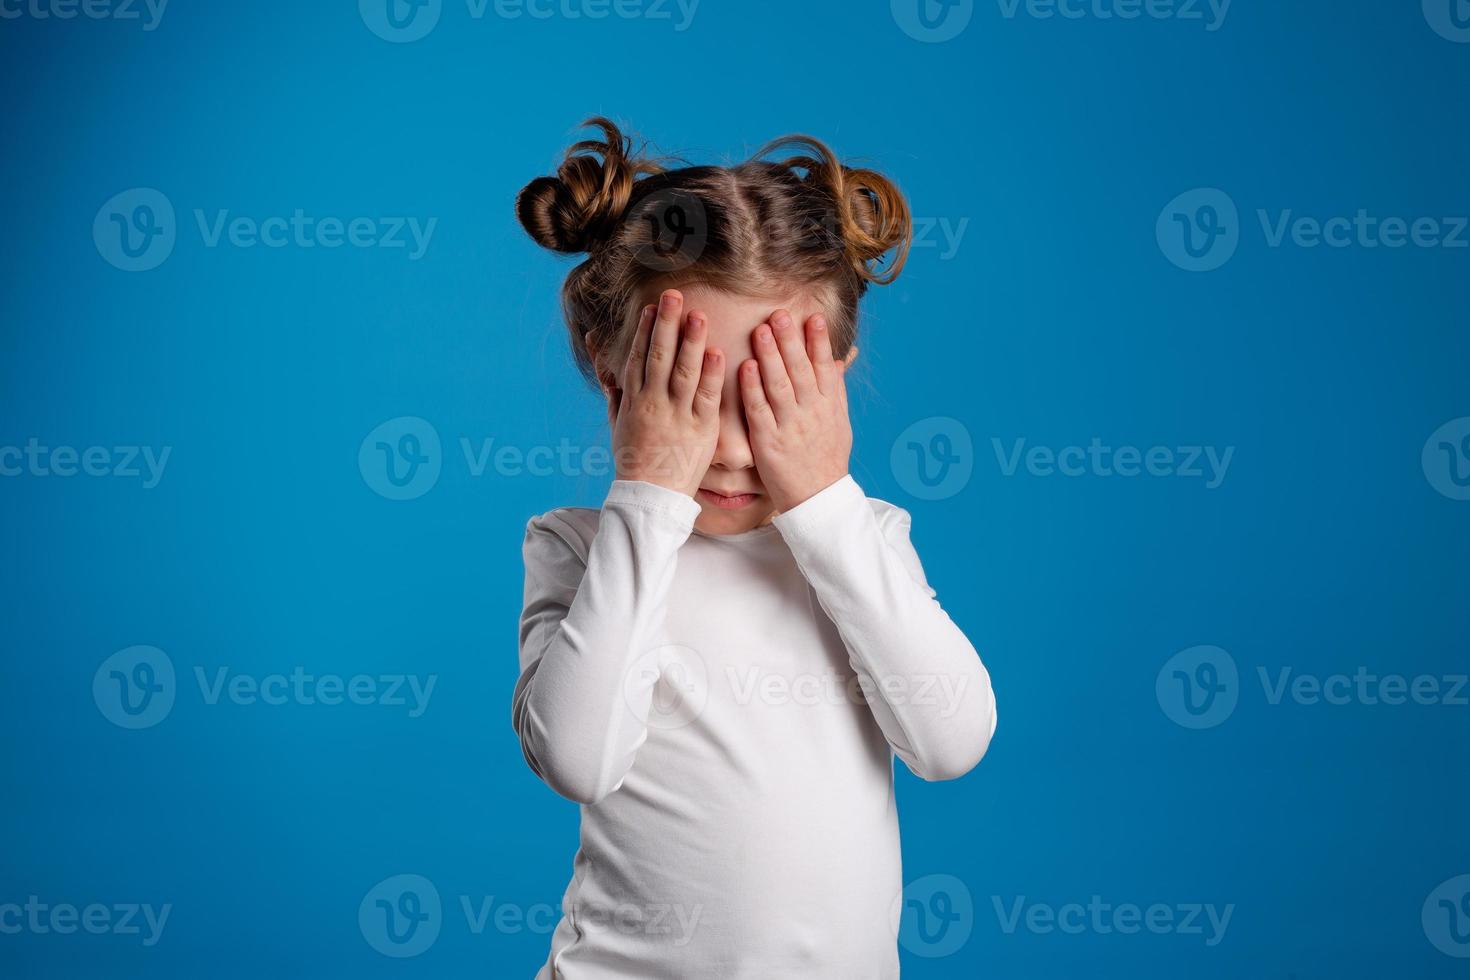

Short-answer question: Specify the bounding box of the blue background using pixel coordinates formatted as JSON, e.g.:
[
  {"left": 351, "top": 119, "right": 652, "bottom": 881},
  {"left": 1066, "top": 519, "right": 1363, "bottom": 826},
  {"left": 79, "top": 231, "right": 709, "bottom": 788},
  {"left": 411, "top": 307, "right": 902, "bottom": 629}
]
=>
[{"left": 3, "top": 0, "right": 1468, "bottom": 977}]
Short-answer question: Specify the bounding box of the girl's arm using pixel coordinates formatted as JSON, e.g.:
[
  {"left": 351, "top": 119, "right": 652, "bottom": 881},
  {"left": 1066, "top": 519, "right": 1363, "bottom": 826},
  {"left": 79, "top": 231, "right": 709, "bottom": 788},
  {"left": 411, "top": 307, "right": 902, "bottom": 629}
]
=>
[
  {"left": 514, "top": 480, "right": 701, "bottom": 805},
  {"left": 737, "top": 310, "right": 996, "bottom": 781},
  {"left": 772, "top": 474, "right": 997, "bottom": 781},
  {"left": 515, "top": 291, "right": 723, "bottom": 805}
]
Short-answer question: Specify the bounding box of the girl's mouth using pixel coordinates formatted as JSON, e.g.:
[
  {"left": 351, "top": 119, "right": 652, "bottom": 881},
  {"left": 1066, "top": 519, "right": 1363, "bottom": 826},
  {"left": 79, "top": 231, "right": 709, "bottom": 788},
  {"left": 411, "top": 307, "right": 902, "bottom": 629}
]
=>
[{"left": 697, "top": 488, "right": 761, "bottom": 510}]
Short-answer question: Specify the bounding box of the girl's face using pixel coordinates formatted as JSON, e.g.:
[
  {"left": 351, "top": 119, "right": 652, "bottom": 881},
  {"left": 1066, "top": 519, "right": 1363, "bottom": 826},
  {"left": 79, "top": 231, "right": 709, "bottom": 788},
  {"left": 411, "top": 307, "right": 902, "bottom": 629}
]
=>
[{"left": 620, "top": 283, "right": 856, "bottom": 536}]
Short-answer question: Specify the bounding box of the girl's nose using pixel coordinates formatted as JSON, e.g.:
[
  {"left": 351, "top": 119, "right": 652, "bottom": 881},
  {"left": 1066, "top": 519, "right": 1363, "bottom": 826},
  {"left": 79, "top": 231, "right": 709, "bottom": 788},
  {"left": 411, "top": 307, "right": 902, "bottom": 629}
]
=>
[{"left": 710, "top": 408, "right": 754, "bottom": 472}]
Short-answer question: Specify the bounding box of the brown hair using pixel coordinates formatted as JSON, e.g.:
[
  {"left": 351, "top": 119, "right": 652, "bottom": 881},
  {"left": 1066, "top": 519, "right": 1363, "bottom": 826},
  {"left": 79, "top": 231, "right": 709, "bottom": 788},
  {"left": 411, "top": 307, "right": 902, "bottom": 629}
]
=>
[{"left": 516, "top": 117, "right": 912, "bottom": 389}]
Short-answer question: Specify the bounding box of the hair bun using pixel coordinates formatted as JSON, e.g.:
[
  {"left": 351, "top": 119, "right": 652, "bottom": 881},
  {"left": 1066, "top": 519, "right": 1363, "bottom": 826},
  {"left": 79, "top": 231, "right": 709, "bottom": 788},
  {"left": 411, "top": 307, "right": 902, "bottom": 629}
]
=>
[
  {"left": 515, "top": 117, "right": 663, "bottom": 255},
  {"left": 842, "top": 167, "right": 912, "bottom": 285},
  {"left": 515, "top": 175, "right": 589, "bottom": 254},
  {"left": 755, "top": 136, "right": 913, "bottom": 286}
]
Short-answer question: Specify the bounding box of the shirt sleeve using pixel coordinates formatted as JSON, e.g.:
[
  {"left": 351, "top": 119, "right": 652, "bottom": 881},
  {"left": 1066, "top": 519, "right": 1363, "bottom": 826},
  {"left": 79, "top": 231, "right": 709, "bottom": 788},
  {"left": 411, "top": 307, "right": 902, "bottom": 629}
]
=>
[
  {"left": 771, "top": 474, "right": 998, "bottom": 781},
  {"left": 513, "top": 480, "right": 701, "bottom": 805}
]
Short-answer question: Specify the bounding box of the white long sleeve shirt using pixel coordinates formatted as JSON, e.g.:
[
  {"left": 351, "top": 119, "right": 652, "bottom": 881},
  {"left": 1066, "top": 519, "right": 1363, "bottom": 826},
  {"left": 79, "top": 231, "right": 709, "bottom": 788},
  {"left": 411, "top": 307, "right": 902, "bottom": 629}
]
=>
[{"left": 514, "top": 475, "right": 997, "bottom": 979}]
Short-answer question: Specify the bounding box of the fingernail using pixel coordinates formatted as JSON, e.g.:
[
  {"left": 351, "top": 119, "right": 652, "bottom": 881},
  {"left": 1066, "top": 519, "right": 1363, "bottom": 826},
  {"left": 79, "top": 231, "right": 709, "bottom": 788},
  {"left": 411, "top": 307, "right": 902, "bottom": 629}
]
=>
[
  {"left": 660, "top": 291, "right": 680, "bottom": 311},
  {"left": 757, "top": 324, "right": 773, "bottom": 343},
  {"left": 772, "top": 311, "right": 791, "bottom": 330},
  {"left": 640, "top": 305, "right": 655, "bottom": 324}
]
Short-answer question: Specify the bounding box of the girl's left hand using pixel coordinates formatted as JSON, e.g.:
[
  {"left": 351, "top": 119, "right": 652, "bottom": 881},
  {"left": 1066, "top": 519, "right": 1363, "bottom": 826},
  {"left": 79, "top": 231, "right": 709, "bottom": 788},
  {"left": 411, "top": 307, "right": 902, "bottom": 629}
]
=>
[{"left": 739, "top": 309, "right": 853, "bottom": 512}]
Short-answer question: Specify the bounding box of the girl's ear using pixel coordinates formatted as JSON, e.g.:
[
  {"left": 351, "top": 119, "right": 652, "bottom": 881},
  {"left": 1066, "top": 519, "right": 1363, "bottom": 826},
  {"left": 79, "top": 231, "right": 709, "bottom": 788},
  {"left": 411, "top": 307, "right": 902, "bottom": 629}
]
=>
[
  {"left": 587, "top": 332, "right": 622, "bottom": 424},
  {"left": 599, "top": 372, "right": 620, "bottom": 426},
  {"left": 585, "top": 330, "right": 619, "bottom": 395},
  {"left": 603, "top": 386, "right": 620, "bottom": 428}
]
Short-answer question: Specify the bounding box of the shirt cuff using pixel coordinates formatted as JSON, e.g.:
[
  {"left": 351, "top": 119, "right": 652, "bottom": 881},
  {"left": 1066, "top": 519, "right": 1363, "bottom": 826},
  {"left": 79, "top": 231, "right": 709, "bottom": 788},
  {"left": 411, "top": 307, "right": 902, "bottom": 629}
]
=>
[
  {"left": 770, "top": 474, "right": 867, "bottom": 543},
  {"left": 604, "top": 479, "right": 702, "bottom": 527}
]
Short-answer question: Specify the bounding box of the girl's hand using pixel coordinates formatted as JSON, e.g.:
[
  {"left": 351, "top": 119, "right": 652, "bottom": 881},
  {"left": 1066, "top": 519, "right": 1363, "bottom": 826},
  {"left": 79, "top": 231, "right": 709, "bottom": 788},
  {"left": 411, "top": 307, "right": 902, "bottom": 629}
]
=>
[
  {"left": 739, "top": 309, "right": 852, "bottom": 512},
  {"left": 609, "top": 290, "right": 725, "bottom": 498}
]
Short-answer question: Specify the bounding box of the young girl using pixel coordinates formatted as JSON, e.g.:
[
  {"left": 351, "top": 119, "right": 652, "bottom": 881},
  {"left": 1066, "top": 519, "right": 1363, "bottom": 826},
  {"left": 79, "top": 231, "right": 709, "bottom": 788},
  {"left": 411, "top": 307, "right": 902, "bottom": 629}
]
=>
[{"left": 513, "top": 118, "right": 997, "bottom": 979}]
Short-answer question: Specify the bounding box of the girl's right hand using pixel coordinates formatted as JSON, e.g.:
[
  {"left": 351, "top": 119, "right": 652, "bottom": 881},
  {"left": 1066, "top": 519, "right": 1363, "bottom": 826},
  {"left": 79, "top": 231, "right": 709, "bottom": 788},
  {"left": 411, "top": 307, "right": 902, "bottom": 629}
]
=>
[{"left": 608, "top": 290, "right": 725, "bottom": 498}]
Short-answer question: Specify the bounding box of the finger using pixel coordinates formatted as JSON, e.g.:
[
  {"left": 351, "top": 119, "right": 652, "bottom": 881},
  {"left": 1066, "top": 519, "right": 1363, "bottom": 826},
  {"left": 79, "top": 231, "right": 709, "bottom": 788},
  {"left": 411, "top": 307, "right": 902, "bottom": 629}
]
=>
[
  {"left": 669, "top": 311, "right": 707, "bottom": 405},
  {"left": 622, "top": 305, "right": 655, "bottom": 395},
  {"left": 770, "top": 309, "right": 818, "bottom": 401},
  {"left": 693, "top": 347, "right": 725, "bottom": 419},
  {"left": 739, "top": 358, "right": 775, "bottom": 430},
  {"left": 644, "top": 289, "right": 683, "bottom": 393},
  {"left": 752, "top": 322, "right": 795, "bottom": 421},
  {"left": 805, "top": 313, "right": 838, "bottom": 396}
]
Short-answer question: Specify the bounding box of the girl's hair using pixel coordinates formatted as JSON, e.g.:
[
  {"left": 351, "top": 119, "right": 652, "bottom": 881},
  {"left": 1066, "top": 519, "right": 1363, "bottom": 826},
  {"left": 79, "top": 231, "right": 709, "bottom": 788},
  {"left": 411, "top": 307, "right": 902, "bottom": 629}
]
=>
[{"left": 516, "top": 117, "right": 912, "bottom": 389}]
